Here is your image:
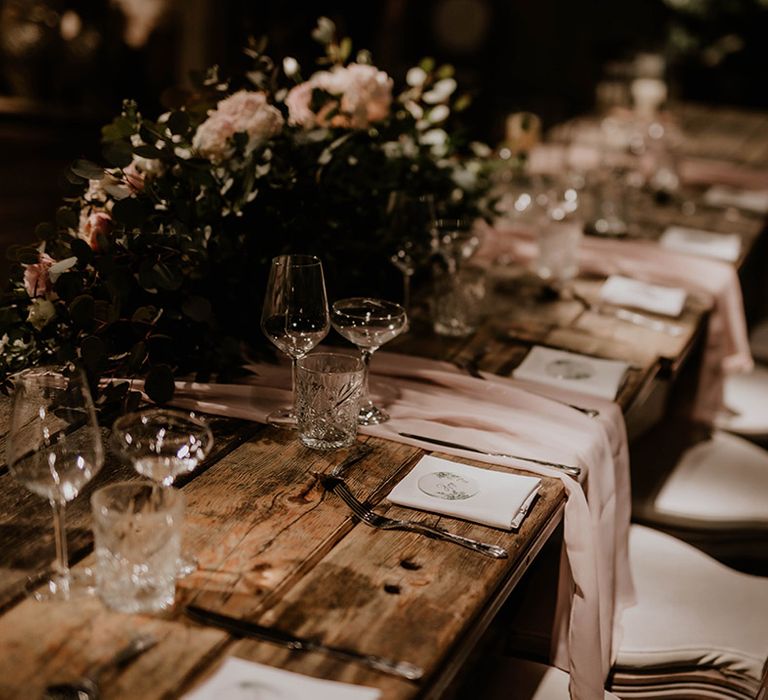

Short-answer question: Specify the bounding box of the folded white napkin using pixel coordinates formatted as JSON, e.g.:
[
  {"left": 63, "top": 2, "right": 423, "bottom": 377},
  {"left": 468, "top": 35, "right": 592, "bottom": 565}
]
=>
[
  {"left": 659, "top": 226, "right": 741, "bottom": 262},
  {"left": 512, "top": 346, "right": 629, "bottom": 400},
  {"left": 704, "top": 185, "right": 768, "bottom": 214},
  {"left": 599, "top": 274, "right": 687, "bottom": 317},
  {"left": 183, "top": 657, "right": 381, "bottom": 700},
  {"left": 387, "top": 455, "right": 541, "bottom": 530}
]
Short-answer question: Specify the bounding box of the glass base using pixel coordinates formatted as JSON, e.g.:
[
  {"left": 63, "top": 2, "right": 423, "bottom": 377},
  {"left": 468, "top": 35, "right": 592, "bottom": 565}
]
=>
[
  {"left": 28, "top": 566, "right": 97, "bottom": 602},
  {"left": 359, "top": 404, "right": 390, "bottom": 425},
  {"left": 176, "top": 554, "right": 198, "bottom": 578},
  {"left": 266, "top": 406, "right": 297, "bottom": 429}
]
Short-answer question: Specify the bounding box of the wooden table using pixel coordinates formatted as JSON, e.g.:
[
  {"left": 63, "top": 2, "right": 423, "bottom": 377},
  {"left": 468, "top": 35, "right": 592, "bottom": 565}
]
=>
[{"left": 0, "top": 102, "right": 765, "bottom": 699}]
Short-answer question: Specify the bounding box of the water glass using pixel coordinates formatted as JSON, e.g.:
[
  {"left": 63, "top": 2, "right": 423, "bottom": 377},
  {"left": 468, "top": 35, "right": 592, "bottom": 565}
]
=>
[
  {"left": 432, "top": 265, "right": 487, "bottom": 337},
  {"left": 536, "top": 220, "right": 583, "bottom": 285},
  {"left": 91, "top": 481, "right": 185, "bottom": 614},
  {"left": 295, "top": 353, "right": 365, "bottom": 450}
]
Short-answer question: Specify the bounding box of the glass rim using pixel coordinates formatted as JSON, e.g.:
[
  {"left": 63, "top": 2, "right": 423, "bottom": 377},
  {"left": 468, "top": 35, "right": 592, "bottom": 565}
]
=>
[
  {"left": 297, "top": 352, "right": 364, "bottom": 374},
  {"left": 110, "top": 408, "right": 213, "bottom": 454},
  {"left": 271, "top": 254, "right": 323, "bottom": 268},
  {"left": 331, "top": 297, "right": 406, "bottom": 321},
  {"left": 91, "top": 479, "right": 185, "bottom": 513}
]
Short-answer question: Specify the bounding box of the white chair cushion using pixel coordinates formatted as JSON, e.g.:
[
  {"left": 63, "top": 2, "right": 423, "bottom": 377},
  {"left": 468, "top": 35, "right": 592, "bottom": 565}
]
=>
[
  {"left": 715, "top": 365, "right": 768, "bottom": 438},
  {"left": 615, "top": 525, "right": 768, "bottom": 690},
  {"left": 480, "top": 657, "right": 620, "bottom": 699},
  {"left": 653, "top": 430, "right": 768, "bottom": 522}
]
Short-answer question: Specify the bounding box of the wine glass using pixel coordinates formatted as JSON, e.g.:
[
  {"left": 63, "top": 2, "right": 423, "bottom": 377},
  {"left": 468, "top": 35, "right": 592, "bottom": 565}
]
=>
[
  {"left": 331, "top": 297, "right": 408, "bottom": 425},
  {"left": 110, "top": 408, "right": 213, "bottom": 576},
  {"left": 6, "top": 364, "right": 104, "bottom": 600},
  {"left": 387, "top": 192, "right": 437, "bottom": 316},
  {"left": 260, "top": 254, "right": 331, "bottom": 428}
]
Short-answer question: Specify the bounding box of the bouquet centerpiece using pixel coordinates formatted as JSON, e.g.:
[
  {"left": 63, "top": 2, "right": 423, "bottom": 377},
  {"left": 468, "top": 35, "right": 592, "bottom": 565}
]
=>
[{"left": 0, "top": 17, "right": 492, "bottom": 407}]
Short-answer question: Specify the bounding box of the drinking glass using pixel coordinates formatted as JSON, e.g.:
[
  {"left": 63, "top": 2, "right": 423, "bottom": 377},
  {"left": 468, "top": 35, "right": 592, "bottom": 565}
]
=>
[
  {"left": 331, "top": 298, "right": 408, "bottom": 425},
  {"left": 110, "top": 408, "right": 212, "bottom": 575},
  {"left": 6, "top": 365, "right": 104, "bottom": 600},
  {"left": 387, "top": 192, "right": 437, "bottom": 315},
  {"left": 260, "top": 254, "right": 330, "bottom": 428}
]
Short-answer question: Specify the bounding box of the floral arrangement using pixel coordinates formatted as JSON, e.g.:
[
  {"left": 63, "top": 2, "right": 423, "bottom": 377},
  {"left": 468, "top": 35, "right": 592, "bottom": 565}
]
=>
[{"left": 0, "top": 17, "right": 491, "bottom": 405}]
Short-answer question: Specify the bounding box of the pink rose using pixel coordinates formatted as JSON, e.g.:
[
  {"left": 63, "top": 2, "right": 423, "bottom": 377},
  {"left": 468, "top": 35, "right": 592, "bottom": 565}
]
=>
[
  {"left": 23, "top": 253, "right": 56, "bottom": 298},
  {"left": 192, "top": 90, "right": 283, "bottom": 163},
  {"left": 79, "top": 210, "right": 112, "bottom": 251},
  {"left": 286, "top": 64, "right": 392, "bottom": 130}
]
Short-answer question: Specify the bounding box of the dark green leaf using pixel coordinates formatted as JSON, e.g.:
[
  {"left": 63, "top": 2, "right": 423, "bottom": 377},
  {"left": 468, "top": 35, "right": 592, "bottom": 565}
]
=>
[
  {"left": 34, "top": 222, "right": 55, "bottom": 239},
  {"left": 111, "top": 197, "right": 148, "bottom": 229},
  {"left": 138, "top": 260, "right": 158, "bottom": 292},
  {"left": 101, "top": 116, "right": 134, "bottom": 142},
  {"left": 124, "top": 389, "right": 142, "bottom": 413},
  {"left": 71, "top": 159, "right": 104, "bottom": 180},
  {"left": 181, "top": 296, "right": 212, "bottom": 323},
  {"left": 128, "top": 340, "right": 147, "bottom": 372},
  {"left": 53, "top": 272, "right": 83, "bottom": 301},
  {"left": 93, "top": 300, "right": 118, "bottom": 324},
  {"left": 70, "top": 238, "right": 93, "bottom": 266},
  {"left": 65, "top": 171, "right": 86, "bottom": 186},
  {"left": 131, "top": 306, "right": 158, "bottom": 326},
  {"left": 56, "top": 206, "right": 79, "bottom": 230},
  {"left": 152, "top": 262, "right": 183, "bottom": 291},
  {"left": 102, "top": 141, "right": 134, "bottom": 168},
  {"left": 69, "top": 294, "right": 95, "bottom": 327},
  {"left": 134, "top": 144, "right": 163, "bottom": 159},
  {"left": 80, "top": 335, "right": 107, "bottom": 372},
  {"left": 145, "top": 364, "right": 175, "bottom": 404},
  {"left": 167, "top": 110, "right": 190, "bottom": 135}
]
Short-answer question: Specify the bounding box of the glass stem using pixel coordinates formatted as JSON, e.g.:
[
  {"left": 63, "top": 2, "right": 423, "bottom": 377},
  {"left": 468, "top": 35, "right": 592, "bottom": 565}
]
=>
[
  {"left": 360, "top": 348, "right": 375, "bottom": 409},
  {"left": 290, "top": 356, "right": 299, "bottom": 414},
  {"left": 403, "top": 272, "right": 412, "bottom": 315},
  {"left": 50, "top": 499, "right": 69, "bottom": 582}
]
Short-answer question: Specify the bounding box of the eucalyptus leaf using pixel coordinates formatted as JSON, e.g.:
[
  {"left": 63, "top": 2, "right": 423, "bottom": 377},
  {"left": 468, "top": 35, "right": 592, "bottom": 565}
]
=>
[
  {"left": 152, "top": 262, "right": 183, "bottom": 291},
  {"left": 181, "top": 296, "right": 212, "bottom": 322},
  {"left": 145, "top": 364, "right": 175, "bottom": 404},
  {"left": 134, "top": 144, "right": 164, "bottom": 159},
  {"left": 71, "top": 159, "right": 104, "bottom": 180},
  {"left": 69, "top": 294, "right": 95, "bottom": 327},
  {"left": 167, "top": 110, "right": 190, "bottom": 135},
  {"left": 80, "top": 335, "right": 108, "bottom": 372},
  {"left": 103, "top": 141, "right": 134, "bottom": 168},
  {"left": 112, "top": 197, "right": 149, "bottom": 228},
  {"left": 56, "top": 206, "right": 79, "bottom": 230}
]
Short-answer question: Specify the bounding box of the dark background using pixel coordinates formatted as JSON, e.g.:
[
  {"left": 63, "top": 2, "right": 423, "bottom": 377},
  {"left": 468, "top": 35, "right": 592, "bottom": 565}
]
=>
[{"left": 1, "top": 0, "right": 767, "bottom": 284}]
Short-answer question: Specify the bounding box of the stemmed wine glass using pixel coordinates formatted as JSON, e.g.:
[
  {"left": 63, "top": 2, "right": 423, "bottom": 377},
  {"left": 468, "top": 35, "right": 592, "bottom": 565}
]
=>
[
  {"left": 110, "top": 408, "right": 213, "bottom": 576},
  {"left": 388, "top": 192, "right": 437, "bottom": 316},
  {"left": 261, "top": 254, "right": 330, "bottom": 428},
  {"left": 6, "top": 365, "right": 104, "bottom": 600},
  {"left": 331, "top": 297, "right": 408, "bottom": 425}
]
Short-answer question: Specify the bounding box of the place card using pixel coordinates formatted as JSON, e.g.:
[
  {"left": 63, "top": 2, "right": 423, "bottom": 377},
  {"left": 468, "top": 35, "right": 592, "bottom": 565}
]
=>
[
  {"left": 599, "top": 275, "right": 687, "bottom": 318},
  {"left": 704, "top": 185, "right": 768, "bottom": 214},
  {"left": 512, "top": 346, "right": 629, "bottom": 400},
  {"left": 387, "top": 455, "right": 541, "bottom": 530},
  {"left": 660, "top": 226, "right": 741, "bottom": 262},
  {"left": 184, "top": 657, "right": 381, "bottom": 699}
]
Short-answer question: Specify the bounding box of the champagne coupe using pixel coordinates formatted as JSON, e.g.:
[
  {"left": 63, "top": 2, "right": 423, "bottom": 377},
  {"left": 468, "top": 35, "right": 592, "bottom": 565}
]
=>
[
  {"left": 110, "top": 408, "right": 213, "bottom": 576},
  {"left": 6, "top": 365, "right": 104, "bottom": 600},
  {"left": 261, "top": 254, "right": 330, "bottom": 428},
  {"left": 388, "top": 192, "right": 437, "bottom": 316},
  {"left": 331, "top": 297, "right": 408, "bottom": 425}
]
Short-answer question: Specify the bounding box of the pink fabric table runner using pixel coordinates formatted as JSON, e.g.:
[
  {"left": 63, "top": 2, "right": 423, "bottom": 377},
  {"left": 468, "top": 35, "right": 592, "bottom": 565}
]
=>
[
  {"left": 477, "top": 223, "right": 753, "bottom": 424},
  {"left": 164, "top": 351, "right": 635, "bottom": 700}
]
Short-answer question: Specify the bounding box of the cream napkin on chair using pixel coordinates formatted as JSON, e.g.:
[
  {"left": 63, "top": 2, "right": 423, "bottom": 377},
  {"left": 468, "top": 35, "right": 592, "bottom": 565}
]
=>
[
  {"left": 387, "top": 455, "right": 541, "bottom": 530},
  {"left": 660, "top": 226, "right": 742, "bottom": 262}
]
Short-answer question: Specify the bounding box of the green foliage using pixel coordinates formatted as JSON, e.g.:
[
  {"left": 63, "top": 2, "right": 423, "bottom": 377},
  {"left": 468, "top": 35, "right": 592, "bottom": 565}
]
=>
[{"left": 0, "top": 17, "right": 493, "bottom": 411}]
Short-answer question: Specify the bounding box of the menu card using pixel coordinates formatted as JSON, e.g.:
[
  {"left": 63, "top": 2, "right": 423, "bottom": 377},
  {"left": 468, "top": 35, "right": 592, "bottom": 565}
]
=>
[
  {"left": 184, "top": 657, "right": 381, "bottom": 700},
  {"left": 512, "top": 346, "right": 629, "bottom": 400},
  {"left": 704, "top": 185, "right": 768, "bottom": 215},
  {"left": 387, "top": 455, "right": 541, "bottom": 531},
  {"left": 599, "top": 275, "right": 687, "bottom": 318},
  {"left": 660, "top": 226, "right": 741, "bottom": 262}
]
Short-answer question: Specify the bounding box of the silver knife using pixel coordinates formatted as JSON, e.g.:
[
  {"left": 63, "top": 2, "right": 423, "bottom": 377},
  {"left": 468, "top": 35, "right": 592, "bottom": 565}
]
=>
[
  {"left": 398, "top": 432, "right": 582, "bottom": 478},
  {"left": 184, "top": 605, "right": 423, "bottom": 681}
]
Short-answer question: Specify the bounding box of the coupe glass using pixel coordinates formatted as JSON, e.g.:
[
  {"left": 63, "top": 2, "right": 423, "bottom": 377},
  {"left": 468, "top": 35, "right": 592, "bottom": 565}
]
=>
[
  {"left": 110, "top": 408, "right": 213, "bottom": 575},
  {"left": 387, "top": 192, "right": 437, "bottom": 315},
  {"left": 331, "top": 297, "right": 408, "bottom": 425},
  {"left": 260, "top": 254, "right": 330, "bottom": 428},
  {"left": 6, "top": 365, "right": 104, "bottom": 600}
]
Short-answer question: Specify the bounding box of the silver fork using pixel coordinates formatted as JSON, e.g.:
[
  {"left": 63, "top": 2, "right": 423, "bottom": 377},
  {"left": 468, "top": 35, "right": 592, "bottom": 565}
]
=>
[{"left": 318, "top": 474, "right": 509, "bottom": 559}]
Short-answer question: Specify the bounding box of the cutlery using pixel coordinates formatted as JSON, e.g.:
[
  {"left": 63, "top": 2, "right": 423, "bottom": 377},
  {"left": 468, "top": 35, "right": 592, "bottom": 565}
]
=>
[
  {"left": 43, "top": 634, "right": 157, "bottom": 700},
  {"left": 330, "top": 442, "right": 374, "bottom": 477},
  {"left": 319, "top": 474, "right": 509, "bottom": 559},
  {"left": 184, "top": 605, "right": 423, "bottom": 681},
  {"left": 398, "top": 432, "right": 582, "bottom": 478},
  {"left": 569, "top": 289, "right": 685, "bottom": 336},
  {"left": 453, "top": 348, "right": 599, "bottom": 418}
]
